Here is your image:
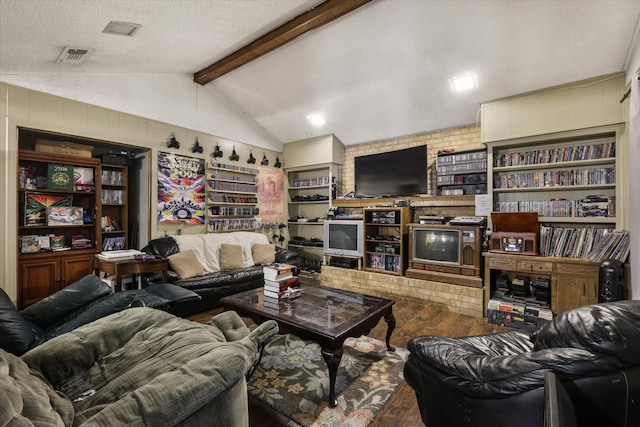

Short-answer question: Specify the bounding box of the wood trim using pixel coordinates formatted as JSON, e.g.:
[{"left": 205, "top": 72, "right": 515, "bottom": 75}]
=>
[{"left": 194, "top": 0, "right": 372, "bottom": 84}]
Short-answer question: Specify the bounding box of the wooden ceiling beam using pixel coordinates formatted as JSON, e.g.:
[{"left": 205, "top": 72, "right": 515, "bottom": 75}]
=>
[{"left": 194, "top": 0, "right": 372, "bottom": 85}]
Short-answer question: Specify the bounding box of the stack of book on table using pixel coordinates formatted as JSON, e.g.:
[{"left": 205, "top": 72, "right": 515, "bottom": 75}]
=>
[{"left": 263, "top": 263, "right": 300, "bottom": 309}]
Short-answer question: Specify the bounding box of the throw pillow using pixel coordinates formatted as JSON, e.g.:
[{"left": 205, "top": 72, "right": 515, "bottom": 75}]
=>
[
  {"left": 252, "top": 243, "right": 275, "bottom": 265},
  {"left": 220, "top": 244, "right": 244, "bottom": 270},
  {"left": 168, "top": 249, "right": 204, "bottom": 279}
]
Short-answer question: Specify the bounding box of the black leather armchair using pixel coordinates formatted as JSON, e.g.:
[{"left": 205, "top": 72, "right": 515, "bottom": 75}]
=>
[
  {"left": 404, "top": 300, "right": 640, "bottom": 427},
  {"left": 0, "top": 274, "right": 199, "bottom": 356}
]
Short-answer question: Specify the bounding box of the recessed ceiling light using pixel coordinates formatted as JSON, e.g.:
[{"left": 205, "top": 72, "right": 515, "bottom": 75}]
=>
[
  {"left": 307, "top": 114, "right": 326, "bottom": 127},
  {"left": 103, "top": 21, "right": 142, "bottom": 37},
  {"left": 449, "top": 73, "right": 478, "bottom": 92}
]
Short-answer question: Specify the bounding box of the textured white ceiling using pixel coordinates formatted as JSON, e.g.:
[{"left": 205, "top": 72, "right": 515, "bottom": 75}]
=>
[{"left": 1, "top": 0, "right": 639, "bottom": 147}]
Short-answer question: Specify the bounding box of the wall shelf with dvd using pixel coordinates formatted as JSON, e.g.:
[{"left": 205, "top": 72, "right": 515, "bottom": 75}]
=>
[
  {"left": 436, "top": 148, "right": 487, "bottom": 196},
  {"left": 205, "top": 161, "right": 260, "bottom": 232},
  {"left": 486, "top": 125, "right": 623, "bottom": 229}
]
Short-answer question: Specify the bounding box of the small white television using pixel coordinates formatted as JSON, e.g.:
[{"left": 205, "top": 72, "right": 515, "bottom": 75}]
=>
[{"left": 323, "top": 219, "right": 364, "bottom": 258}]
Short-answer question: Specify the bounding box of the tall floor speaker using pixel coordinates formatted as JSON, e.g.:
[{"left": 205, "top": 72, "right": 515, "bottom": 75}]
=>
[{"left": 598, "top": 259, "right": 626, "bottom": 303}]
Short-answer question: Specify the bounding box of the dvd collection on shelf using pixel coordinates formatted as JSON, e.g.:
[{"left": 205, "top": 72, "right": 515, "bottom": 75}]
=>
[
  {"left": 494, "top": 195, "right": 615, "bottom": 218},
  {"left": 207, "top": 181, "right": 257, "bottom": 193},
  {"left": 487, "top": 273, "right": 552, "bottom": 330},
  {"left": 291, "top": 175, "right": 330, "bottom": 188},
  {"left": 493, "top": 167, "right": 615, "bottom": 189},
  {"left": 102, "top": 236, "right": 127, "bottom": 251},
  {"left": 101, "top": 169, "right": 124, "bottom": 185},
  {"left": 493, "top": 141, "right": 615, "bottom": 167},
  {"left": 206, "top": 218, "right": 262, "bottom": 232},
  {"left": 368, "top": 253, "right": 401, "bottom": 272}
]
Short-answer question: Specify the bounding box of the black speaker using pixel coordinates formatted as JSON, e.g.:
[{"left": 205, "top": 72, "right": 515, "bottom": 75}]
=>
[{"left": 598, "top": 259, "right": 626, "bottom": 303}]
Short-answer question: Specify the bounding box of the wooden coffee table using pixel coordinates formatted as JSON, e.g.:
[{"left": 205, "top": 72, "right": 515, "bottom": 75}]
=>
[{"left": 221, "top": 283, "right": 396, "bottom": 407}]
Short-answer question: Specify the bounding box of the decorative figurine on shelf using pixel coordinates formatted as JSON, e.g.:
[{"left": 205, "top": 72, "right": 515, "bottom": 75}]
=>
[
  {"left": 247, "top": 151, "right": 256, "bottom": 164},
  {"left": 261, "top": 153, "right": 269, "bottom": 166},
  {"left": 191, "top": 137, "right": 203, "bottom": 154},
  {"left": 167, "top": 133, "right": 180, "bottom": 149},
  {"left": 274, "top": 156, "right": 282, "bottom": 168},
  {"left": 212, "top": 143, "right": 223, "bottom": 159}
]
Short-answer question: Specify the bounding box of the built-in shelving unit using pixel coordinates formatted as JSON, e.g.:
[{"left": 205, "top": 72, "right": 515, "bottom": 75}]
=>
[
  {"left": 205, "top": 161, "right": 260, "bottom": 232},
  {"left": 486, "top": 125, "right": 623, "bottom": 229},
  {"left": 436, "top": 148, "right": 487, "bottom": 196},
  {"left": 363, "top": 207, "right": 410, "bottom": 276},
  {"left": 100, "top": 164, "right": 128, "bottom": 251},
  {"left": 285, "top": 164, "right": 340, "bottom": 258}
]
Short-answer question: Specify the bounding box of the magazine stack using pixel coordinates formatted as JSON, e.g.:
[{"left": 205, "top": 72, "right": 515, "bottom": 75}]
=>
[{"left": 263, "top": 263, "right": 299, "bottom": 309}]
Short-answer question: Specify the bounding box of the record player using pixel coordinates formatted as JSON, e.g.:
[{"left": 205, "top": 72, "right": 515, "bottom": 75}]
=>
[{"left": 489, "top": 212, "right": 538, "bottom": 255}]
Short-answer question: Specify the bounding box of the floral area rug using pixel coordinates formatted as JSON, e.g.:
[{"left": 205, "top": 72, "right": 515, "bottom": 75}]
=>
[{"left": 247, "top": 333, "right": 409, "bottom": 427}]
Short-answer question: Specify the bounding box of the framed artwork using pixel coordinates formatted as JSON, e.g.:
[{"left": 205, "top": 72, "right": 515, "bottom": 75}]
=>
[
  {"left": 47, "top": 206, "right": 84, "bottom": 226},
  {"left": 157, "top": 152, "right": 205, "bottom": 224}
]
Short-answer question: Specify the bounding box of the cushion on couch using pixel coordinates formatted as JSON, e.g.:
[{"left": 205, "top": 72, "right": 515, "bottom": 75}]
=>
[
  {"left": 220, "top": 244, "right": 244, "bottom": 270},
  {"left": 168, "top": 249, "right": 205, "bottom": 278},
  {"left": 252, "top": 243, "right": 276, "bottom": 265}
]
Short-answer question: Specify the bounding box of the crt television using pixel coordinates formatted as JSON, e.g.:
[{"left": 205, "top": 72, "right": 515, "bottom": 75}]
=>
[
  {"left": 409, "top": 224, "right": 483, "bottom": 277},
  {"left": 354, "top": 145, "right": 428, "bottom": 197},
  {"left": 323, "top": 219, "right": 364, "bottom": 258}
]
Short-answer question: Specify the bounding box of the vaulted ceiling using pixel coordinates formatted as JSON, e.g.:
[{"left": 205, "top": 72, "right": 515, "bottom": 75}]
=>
[{"left": 1, "top": 0, "right": 639, "bottom": 147}]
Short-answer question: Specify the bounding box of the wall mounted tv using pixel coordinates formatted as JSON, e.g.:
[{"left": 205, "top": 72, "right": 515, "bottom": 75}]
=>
[{"left": 354, "top": 145, "right": 428, "bottom": 198}]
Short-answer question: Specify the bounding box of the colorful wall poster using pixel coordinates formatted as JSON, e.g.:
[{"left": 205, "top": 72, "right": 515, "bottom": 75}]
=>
[
  {"left": 257, "top": 167, "right": 285, "bottom": 222},
  {"left": 157, "top": 152, "right": 205, "bottom": 224}
]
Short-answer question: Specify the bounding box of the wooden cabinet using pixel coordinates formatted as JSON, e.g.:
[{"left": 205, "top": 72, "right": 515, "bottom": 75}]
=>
[
  {"left": 100, "top": 164, "right": 128, "bottom": 250},
  {"left": 18, "top": 253, "right": 94, "bottom": 308},
  {"left": 363, "top": 207, "right": 410, "bottom": 276},
  {"left": 553, "top": 261, "right": 599, "bottom": 314},
  {"left": 205, "top": 161, "right": 260, "bottom": 232},
  {"left": 484, "top": 252, "right": 601, "bottom": 316},
  {"left": 18, "top": 149, "right": 102, "bottom": 308}
]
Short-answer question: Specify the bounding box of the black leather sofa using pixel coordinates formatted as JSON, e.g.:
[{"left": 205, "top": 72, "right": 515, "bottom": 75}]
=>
[
  {"left": 141, "top": 236, "right": 299, "bottom": 316},
  {"left": 404, "top": 300, "right": 640, "bottom": 427},
  {"left": 0, "top": 274, "right": 200, "bottom": 356}
]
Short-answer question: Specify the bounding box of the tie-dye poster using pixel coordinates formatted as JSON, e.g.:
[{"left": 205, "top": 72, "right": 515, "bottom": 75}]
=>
[{"left": 157, "top": 152, "right": 205, "bottom": 224}]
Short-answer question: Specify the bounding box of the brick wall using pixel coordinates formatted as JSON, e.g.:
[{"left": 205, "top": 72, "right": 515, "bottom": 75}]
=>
[
  {"left": 341, "top": 123, "right": 482, "bottom": 196},
  {"left": 322, "top": 266, "right": 484, "bottom": 318},
  {"left": 326, "top": 124, "right": 485, "bottom": 317}
]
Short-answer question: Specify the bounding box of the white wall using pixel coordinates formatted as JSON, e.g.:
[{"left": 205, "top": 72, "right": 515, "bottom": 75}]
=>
[{"left": 0, "top": 73, "right": 283, "bottom": 152}]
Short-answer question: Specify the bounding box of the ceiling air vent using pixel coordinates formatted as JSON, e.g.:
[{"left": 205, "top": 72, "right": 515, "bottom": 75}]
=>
[{"left": 56, "top": 47, "right": 94, "bottom": 64}]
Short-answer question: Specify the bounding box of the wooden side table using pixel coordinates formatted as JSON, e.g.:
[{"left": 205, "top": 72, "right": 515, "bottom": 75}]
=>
[{"left": 94, "top": 256, "right": 169, "bottom": 292}]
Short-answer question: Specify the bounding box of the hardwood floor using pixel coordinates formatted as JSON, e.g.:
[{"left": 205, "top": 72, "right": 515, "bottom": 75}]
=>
[{"left": 187, "top": 298, "right": 509, "bottom": 427}]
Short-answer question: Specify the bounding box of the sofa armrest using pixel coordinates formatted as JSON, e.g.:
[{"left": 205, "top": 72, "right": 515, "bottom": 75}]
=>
[
  {"left": 20, "top": 275, "right": 111, "bottom": 328},
  {"left": 140, "top": 236, "right": 180, "bottom": 259}
]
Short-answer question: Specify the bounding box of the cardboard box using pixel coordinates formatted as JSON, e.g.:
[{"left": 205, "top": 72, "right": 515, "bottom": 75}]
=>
[{"left": 35, "top": 139, "right": 94, "bottom": 158}]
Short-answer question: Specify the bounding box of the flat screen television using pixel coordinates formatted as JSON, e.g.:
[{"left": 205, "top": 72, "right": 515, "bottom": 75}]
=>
[
  {"left": 323, "top": 219, "right": 364, "bottom": 258},
  {"left": 354, "top": 145, "right": 428, "bottom": 198}
]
